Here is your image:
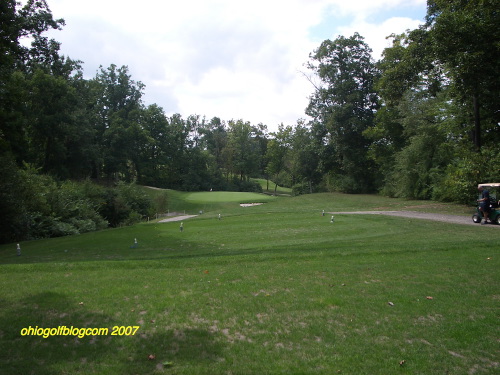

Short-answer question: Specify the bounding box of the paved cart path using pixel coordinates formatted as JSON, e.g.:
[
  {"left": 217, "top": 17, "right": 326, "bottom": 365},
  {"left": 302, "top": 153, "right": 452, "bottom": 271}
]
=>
[
  {"left": 329, "top": 210, "right": 499, "bottom": 227},
  {"left": 156, "top": 210, "right": 498, "bottom": 227}
]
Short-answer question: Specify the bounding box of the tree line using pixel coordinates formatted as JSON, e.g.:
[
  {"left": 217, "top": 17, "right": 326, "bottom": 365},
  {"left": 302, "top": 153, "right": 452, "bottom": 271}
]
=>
[{"left": 1, "top": 0, "right": 499, "bottom": 242}]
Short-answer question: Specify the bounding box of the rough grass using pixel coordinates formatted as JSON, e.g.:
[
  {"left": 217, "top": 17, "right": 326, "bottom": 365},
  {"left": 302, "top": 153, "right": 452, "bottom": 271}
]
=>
[{"left": 0, "top": 192, "right": 498, "bottom": 374}]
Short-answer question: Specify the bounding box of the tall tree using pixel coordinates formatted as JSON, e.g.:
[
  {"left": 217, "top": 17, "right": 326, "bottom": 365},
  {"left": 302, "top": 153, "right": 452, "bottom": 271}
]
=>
[
  {"left": 164, "top": 113, "right": 190, "bottom": 188},
  {"left": 288, "top": 122, "right": 321, "bottom": 194},
  {"left": 90, "top": 64, "right": 145, "bottom": 180},
  {"left": 425, "top": 0, "right": 500, "bottom": 150},
  {"left": 138, "top": 104, "right": 169, "bottom": 186},
  {"left": 366, "top": 31, "right": 442, "bottom": 192},
  {"left": 0, "top": 0, "right": 65, "bottom": 161},
  {"left": 224, "top": 120, "right": 261, "bottom": 181},
  {"left": 371, "top": 1, "right": 499, "bottom": 199},
  {"left": 306, "top": 33, "right": 379, "bottom": 192},
  {"left": 25, "top": 68, "right": 79, "bottom": 176},
  {"left": 198, "top": 117, "right": 228, "bottom": 172},
  {"left": 265, "top": 124, "right": 292, "bottom": 194},
  {"left": 0, "top": 0, "right": 64, "bottom": 73}
]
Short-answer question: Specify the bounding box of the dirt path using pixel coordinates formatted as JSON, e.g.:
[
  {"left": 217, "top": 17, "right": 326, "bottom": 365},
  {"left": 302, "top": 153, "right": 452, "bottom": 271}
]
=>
[{"left": 329, "top": 210, "right": 499, "bottom": 227}]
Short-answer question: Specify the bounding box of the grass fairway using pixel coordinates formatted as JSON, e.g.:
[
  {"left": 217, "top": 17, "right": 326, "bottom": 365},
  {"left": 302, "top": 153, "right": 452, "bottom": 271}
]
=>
[{"left": 0, "top": 193, "right": 498, "bottom": 374}]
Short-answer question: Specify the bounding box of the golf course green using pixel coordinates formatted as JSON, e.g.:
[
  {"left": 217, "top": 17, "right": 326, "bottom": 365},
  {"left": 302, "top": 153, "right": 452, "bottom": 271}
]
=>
[{"left": 183, "top": 191, "right": 276, "bottom": 203}]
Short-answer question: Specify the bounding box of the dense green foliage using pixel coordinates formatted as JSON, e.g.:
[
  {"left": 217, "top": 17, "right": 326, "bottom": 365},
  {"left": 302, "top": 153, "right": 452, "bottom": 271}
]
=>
[
  {"left": 0, "top": 157, "right": 154, "bottom": 243},
  {"left": 1, "top": 0, "right": 498, "bottom": 242},
  {"left": 369, "top": 0, "right": 500, "bottom": 200}
]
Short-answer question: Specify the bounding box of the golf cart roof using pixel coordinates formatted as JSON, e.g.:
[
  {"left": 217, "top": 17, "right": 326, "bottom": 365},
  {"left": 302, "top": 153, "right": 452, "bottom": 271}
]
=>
[{"left": 478, "top": 183, "right": 500, "bottom": 188}]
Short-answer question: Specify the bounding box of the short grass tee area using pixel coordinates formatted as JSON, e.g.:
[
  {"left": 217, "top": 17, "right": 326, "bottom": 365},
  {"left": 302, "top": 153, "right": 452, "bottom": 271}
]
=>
[{"left": 0, "top": 192, "right": 498, "bottom": 374}]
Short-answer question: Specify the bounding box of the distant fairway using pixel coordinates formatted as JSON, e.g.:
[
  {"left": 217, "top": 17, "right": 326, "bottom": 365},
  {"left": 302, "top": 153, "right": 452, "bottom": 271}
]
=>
[{"left": 184, "top": 191, "right": 276, "bottom": 204}]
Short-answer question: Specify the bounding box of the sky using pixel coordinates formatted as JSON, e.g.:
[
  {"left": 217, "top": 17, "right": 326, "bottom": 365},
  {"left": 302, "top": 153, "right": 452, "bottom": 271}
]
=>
[{"left": 42, "top": 0, "right": 427, "bottom": 131}]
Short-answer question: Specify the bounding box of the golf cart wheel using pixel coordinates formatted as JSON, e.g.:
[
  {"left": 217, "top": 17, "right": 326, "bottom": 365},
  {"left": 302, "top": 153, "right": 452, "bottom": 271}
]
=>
[
  {"left": 494, "top": 216, "right": 500, "bottom": 225},
  {"left": 472, "top": 213, "right": 481, "bottom": 223}
]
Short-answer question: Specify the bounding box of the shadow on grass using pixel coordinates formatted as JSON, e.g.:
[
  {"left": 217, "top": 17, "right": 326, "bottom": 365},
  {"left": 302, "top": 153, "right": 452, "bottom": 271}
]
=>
[{"left": 0, "top": 292, "right": 224, "bottom": 374}]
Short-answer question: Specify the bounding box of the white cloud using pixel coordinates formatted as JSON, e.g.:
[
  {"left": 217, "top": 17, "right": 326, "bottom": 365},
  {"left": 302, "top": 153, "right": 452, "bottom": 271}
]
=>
[
  {"left": 326, "top": 0, "right": 426, "bottom": 16},
  {"left": 42, "top": 0, "right": 426, "bottom": 130},
  {"left": 338, "top": 16, "right": 424, "bottom": 60}
]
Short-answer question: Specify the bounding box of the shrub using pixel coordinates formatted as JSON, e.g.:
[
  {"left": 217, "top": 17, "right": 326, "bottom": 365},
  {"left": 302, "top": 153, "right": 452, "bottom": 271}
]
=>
[
  {"left": 100, "top": 182, "right": 152, "bottom": 227},
  {"left": 123, "top": 211, "right": 143, "bottom": 226},
  {"left": 51, "top": 220, "right": 80, "bottom": 237},
  {"left": 0, "top": 164, "right": 151, "bottom": 242},
  {"left": 237, "top": 179, "right": 262, "bottom": 193},
  {"left": 291, "top": 182, "right": 309, "bottom": 196},
  {"left": 225, "top": 176, "right": 262, "bottom": 193}
]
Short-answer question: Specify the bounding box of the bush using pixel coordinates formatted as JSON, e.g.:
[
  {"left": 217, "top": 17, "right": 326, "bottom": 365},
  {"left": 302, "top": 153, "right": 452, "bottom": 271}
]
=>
[
  {"left": 237, "top": 179, "right": 262, "bottom": 193},
  {"left": 68, "top": 218, "right": 98, "bottom": 233},
  {"left": 225, "top": 176, "right": 262, "bottom": 193},
  {"left": 116, "top": 181, "right": 151, "bottom": 215},
  {"left": 100, "top": 182, "right": 152, "bottom": 227},
  {"left": 123, "top": 211, "right": 143, "bottom": 226},
  {"left": 51, "top": 220, "right": 80, "bottom": 237},
  {"left": 291, "top": 183, "right": 309, "bottom": 196},
  {"left": 0, "top": 163, "right": 152, "bottom": 242}
]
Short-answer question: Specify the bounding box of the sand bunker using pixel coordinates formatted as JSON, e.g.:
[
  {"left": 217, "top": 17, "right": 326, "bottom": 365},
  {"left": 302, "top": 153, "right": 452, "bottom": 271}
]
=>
[
  {"left": 158, "top": 215, "right": 197, "bottom": 222},
  {"left": 240, "top": 203, "right": 264, "bottom": 207}
]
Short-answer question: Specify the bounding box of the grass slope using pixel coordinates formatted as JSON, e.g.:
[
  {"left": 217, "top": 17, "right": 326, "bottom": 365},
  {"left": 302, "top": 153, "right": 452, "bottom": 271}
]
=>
[{"left": 0, "top": 193, "right": 498, "bottom": 374}]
